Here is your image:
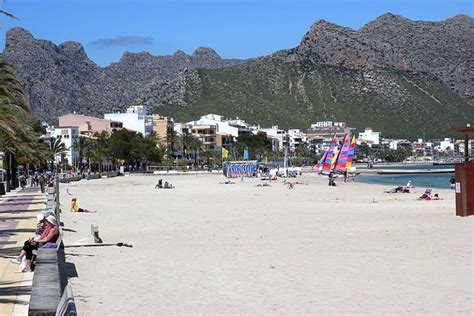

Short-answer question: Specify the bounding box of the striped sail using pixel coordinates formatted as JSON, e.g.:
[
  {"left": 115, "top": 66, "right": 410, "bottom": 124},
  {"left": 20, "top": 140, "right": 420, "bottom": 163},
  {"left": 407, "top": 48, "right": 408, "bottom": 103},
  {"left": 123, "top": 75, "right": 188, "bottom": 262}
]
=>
[
  {"left": 313, "top": 150, "right": 327, "bottom": 172},
  {"left": 335, "top": 134, "right": 350, "bottom": 173},
  {"left": 322, "top": 134, "right": 338, "bottom": 172},
  {"left": 345, "top": 135, "right": 356, "bottom": 170}
]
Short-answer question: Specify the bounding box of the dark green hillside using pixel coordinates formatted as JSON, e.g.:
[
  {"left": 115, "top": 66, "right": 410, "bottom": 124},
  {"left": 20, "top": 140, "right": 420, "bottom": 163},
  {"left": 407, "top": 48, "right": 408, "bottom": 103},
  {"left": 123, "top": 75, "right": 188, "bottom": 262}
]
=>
[{"left": 157, "top": 59, "right": 473, "bottom": 139}]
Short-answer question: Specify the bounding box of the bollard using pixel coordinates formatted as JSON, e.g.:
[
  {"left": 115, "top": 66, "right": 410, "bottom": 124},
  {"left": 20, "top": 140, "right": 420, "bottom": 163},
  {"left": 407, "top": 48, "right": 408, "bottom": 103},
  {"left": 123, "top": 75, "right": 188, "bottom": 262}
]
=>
[{"left": 90, "top": 223, "right": 103, "bottom": 243}]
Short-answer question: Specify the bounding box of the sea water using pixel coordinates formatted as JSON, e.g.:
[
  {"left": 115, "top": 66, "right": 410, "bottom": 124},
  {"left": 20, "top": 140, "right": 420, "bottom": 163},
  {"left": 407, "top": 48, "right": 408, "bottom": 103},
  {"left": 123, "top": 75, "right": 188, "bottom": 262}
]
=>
[{"left": 356, "top": 164, "right": 454, "bottom": 190}]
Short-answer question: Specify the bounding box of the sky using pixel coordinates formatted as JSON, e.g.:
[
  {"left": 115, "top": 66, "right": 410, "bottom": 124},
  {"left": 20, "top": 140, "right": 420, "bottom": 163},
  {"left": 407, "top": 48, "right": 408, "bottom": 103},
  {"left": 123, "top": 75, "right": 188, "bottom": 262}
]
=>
[{"left": 0, "top": 0, "right": 472, "bottom": 67}]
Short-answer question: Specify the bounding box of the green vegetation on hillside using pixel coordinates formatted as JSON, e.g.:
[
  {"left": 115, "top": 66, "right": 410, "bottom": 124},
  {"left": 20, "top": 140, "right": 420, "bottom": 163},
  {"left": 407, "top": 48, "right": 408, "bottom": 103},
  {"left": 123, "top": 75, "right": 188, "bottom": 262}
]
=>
[{"left": 157, "top": 59, "right": 473, "bottom": 139}]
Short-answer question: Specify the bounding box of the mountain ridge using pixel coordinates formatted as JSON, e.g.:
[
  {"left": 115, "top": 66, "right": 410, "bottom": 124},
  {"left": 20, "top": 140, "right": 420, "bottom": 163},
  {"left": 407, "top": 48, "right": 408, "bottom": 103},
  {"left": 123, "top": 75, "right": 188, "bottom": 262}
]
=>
[{"left": 3, "top": 13, "right": 473, "bottom": 138}]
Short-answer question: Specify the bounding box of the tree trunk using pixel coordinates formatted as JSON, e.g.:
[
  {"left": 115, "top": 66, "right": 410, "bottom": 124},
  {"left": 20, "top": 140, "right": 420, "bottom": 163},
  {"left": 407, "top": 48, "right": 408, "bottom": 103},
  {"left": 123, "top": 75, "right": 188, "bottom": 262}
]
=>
[
  {"left": 11, "top": 154, "right": 18, "bottom": 190},
  {"left": 5, "top": 152, "right": 11, "bottom": 192}
]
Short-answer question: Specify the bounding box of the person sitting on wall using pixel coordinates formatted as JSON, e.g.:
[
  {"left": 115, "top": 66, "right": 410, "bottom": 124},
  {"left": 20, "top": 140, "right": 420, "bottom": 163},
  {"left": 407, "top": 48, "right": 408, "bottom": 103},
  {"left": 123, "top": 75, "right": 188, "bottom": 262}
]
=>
[{"left": 13, "top": 215, "right": 59, "bottom": 272}]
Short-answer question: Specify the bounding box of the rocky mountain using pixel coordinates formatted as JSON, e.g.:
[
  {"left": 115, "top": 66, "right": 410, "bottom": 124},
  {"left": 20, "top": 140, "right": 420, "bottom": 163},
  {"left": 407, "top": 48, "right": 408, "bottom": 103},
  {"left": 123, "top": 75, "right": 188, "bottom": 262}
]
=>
[
  {"left": 297, "top": 13, "right": 473, "bottom": 98},
  {"left": 3, "top": 14, "right": 474, "bottom": 138},
  {"left": 2, "top": 27, "right": 246, "bottom": 119}
]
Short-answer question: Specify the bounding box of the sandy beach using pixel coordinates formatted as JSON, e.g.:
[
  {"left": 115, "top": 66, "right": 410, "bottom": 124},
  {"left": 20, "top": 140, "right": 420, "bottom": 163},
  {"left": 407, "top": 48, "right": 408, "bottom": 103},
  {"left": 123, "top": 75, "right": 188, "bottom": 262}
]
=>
[{"left": 59, "top": 174, "right": 473, "bottom": 314}]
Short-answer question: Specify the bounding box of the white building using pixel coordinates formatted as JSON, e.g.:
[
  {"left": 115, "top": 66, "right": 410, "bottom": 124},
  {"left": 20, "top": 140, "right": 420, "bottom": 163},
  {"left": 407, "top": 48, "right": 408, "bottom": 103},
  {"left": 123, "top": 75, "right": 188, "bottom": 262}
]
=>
[
  {"left": 311, "top": 121, "right": 346, "bottom": 129},
  {"left": 438, "top": 138, "right": 455, "bottom": 152},
  {"left": 287, "top": 129, "right": 307, "bottom": 150},
  {"left": 358, "top": 128, "right": 380, "bottom": 146},
  {"left": 186, "top": 114, "right": 239, "bottom": 138},
  {"left": 104, "top": 105, "right": 153, "bottom": 136},
  {"left": 46, "top": 126, "right": 80, "bottom": 166},
  {"left": 252, "top": 125, "right": 285, "bottom": 152}
]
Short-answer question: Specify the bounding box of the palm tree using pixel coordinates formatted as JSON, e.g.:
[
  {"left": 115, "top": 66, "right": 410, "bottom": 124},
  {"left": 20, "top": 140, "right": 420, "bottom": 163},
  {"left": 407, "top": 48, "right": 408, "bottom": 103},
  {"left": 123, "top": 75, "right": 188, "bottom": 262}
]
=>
[
  {"left": 0, "top": 13, "right": 49, "bottom": 190},
  {"left": 49, "top": 137, "right": 68, "bottom": 171},
  {"left": 178, "top": 132, "right": 196, "bottom": 160},
  {"left": 88, "top": 131, "right": 111, "bottom": 172},
  {"left": 186, "top": 136, "right": 203, "bottom": 167},
  {"left": 166, "top": 129, "right": 178, "bottom": 161},
  {"left": 201, "top": 149, "right": 214, "bottom": 169},
  {"left": 72, "top": 136, "right": 91, "bottom": 171},
  {"left": 0, "top": 56, "right": 38, "bottom": 190},
  {"left": 0, "top": 8, "right": 18, "bottom": 21}
]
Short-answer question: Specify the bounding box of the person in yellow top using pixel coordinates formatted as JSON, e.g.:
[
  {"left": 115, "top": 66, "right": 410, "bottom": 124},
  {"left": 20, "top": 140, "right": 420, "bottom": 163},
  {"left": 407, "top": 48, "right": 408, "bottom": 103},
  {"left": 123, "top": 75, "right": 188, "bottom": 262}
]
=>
[{"left": 71, "top": 198, "right": 96, "bottom": 213}]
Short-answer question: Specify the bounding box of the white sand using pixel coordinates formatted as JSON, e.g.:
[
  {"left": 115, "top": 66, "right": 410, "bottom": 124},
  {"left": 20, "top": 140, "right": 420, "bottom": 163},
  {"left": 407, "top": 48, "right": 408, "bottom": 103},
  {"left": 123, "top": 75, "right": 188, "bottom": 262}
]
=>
[{"left": 59, "top": 174, "right": 473, "bottom": 314}]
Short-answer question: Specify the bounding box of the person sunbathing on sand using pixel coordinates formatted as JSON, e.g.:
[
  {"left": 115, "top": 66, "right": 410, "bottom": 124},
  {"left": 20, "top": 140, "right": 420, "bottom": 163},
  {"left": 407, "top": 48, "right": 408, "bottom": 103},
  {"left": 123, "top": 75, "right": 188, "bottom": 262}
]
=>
[
  {"left": 163, "top": 181, "right": 175, "bottom": 188},
  {"left": 220, "top": 180, "right": 235, "bottom": 184},
  {"left": 155, "top": 179, "right": 163, "bottom": 189},
  {"left": 256, "top": 183, "right": 271, "bottom": 187},
  {"left": 294, "top": 181, "right": 308, "bottom": 185},
  {"left": 385, "top": 186, "right": 410, "bottom": 193},
  {"left": 417, "top": 188, "right": 433, "bottom": 200},
  {"left": 71, "top": 198, "right": 96, "bottom": 213}
]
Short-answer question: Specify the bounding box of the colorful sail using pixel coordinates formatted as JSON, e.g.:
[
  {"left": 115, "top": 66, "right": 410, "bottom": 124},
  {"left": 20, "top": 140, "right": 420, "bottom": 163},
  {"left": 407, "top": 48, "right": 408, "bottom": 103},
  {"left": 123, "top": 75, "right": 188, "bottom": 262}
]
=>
[
  {"left": 335, "top": 134, "right": 350, "bottom": 173},
  {"left": 345, "top": 135, "right": 356, "bottom": 170},
  {"left": 330, "top": 146, "right": 339, "bottom": 166},
  {"left": 313, "top": 150, "right": 327, "bottom": 172},
  {"left": 322, "top": 134, "right": 338, "bottom": 172}
]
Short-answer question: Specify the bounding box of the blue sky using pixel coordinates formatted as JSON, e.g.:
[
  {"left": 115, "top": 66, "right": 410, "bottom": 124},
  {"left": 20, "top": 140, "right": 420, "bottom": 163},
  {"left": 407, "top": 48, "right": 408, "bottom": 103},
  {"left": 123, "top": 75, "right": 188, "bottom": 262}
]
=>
[{"left": 1, "top": 0, "right": 472, "bottom": 66}]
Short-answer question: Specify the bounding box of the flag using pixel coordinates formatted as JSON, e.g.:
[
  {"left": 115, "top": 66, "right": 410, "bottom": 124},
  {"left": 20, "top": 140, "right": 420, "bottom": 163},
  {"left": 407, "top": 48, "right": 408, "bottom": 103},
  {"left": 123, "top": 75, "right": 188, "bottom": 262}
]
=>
[
  {"left": 222, "top": 147, "right": 229, "bottom": 159},
  {"left": 243, "top": 148, "right": 249, "bottom": 160}
]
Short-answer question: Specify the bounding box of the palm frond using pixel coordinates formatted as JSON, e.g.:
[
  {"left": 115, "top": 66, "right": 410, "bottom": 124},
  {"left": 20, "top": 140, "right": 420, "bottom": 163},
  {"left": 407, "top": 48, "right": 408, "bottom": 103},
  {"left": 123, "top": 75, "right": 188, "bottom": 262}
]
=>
[{"left": 0, "top": 9, "right": 18, "bottom": 20}]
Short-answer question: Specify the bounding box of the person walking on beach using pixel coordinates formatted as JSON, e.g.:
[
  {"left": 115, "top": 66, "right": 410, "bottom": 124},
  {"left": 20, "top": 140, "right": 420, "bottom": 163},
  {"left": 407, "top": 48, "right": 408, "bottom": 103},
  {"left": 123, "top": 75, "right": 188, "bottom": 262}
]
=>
[{"left": 328, "top": 171, "right": 336, "bottom": 186}]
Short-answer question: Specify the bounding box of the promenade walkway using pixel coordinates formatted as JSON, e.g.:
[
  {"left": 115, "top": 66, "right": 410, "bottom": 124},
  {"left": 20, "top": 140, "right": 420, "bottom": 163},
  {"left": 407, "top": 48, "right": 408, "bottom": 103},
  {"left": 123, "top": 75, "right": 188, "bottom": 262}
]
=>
[{"left": 0, "top": 187, "right": 46, "bottom": 316}]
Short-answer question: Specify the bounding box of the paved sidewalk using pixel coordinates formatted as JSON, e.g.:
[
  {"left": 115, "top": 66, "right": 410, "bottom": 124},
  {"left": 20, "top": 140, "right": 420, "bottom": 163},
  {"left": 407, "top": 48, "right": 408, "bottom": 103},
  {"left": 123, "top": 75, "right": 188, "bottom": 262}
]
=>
[{"left": 0, "top": 187, "right": 46, "bottom": 316}]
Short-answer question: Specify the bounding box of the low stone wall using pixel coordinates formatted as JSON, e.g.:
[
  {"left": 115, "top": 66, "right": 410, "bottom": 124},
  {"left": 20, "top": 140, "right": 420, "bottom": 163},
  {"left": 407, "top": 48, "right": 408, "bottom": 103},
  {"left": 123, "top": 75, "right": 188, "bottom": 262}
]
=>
[
  {"left": 59, "top": 176, "right": 82, "bottom": 183},
  {"left": 28, "top": 248, "right": 62, "bottom": 316},
  {"left": 101, "top": 171, "right": 120, "bottom": 178},
  {"left": 28, "top": 177, "right": 76, "bottom": 315},
  {"left": 59, "top": 171, "right": 120, "bottom": 183}
]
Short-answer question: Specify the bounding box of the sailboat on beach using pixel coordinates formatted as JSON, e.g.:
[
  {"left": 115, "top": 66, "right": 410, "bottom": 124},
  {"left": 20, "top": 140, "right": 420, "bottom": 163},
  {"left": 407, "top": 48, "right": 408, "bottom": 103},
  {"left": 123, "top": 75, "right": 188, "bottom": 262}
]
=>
[
  {"left": 334, "top": 134, "right": 350, "bottom": 173},
  {"left": 313, "top": 133, "right": 357, "bottom": 176},
  {"left": 345, "top": 135, "right": 356, "bottom": 172}
]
